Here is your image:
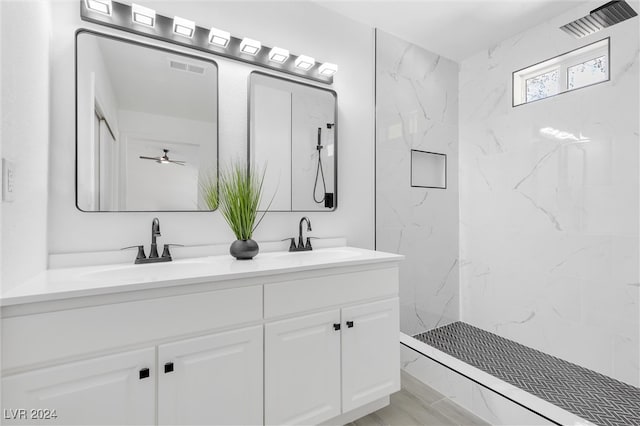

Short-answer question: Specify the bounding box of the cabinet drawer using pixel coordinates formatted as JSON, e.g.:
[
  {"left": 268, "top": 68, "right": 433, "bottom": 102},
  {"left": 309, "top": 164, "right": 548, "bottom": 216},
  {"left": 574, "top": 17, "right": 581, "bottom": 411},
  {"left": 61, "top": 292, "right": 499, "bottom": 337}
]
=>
[
  {"left": 264, "top": 267, "right": 398, "bottom": 318},
  {"left": 2, "top": 285, "right": 262, "bottom": 371}
]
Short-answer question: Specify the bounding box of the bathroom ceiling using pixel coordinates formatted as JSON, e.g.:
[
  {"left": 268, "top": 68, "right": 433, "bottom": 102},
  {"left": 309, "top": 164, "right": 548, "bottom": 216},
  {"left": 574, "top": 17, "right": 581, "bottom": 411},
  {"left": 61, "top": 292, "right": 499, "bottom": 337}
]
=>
[{"left": 312, "top": 0, "right": 588, "bottom": 62}]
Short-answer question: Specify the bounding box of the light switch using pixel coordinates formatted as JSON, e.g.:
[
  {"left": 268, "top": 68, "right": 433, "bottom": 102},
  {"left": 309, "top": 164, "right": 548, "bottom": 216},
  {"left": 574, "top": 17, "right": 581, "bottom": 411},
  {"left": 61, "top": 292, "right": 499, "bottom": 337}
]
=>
[{"left": 2, "top": 158, "right": 15, "bottom": 202}]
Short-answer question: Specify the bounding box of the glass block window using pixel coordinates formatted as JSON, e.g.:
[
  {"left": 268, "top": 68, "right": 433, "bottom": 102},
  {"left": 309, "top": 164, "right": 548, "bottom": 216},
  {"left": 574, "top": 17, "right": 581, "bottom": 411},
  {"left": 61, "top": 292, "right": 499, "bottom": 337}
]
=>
[
  {"left": 513, "top": 38, "right": 609, "bottom": 106},
  {"left": 526, "top": 69, "right": 559, "bottom": 103},
  {"left": 568, "top": 55, "right": 608, "bottom": 90}
]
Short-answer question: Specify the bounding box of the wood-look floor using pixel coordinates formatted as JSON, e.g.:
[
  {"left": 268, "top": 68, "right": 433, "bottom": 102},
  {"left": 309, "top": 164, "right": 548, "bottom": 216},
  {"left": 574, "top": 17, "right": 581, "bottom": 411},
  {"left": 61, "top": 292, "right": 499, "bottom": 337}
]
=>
[{"left": 347, "top": 371, "right": 489, "bottom": 426}]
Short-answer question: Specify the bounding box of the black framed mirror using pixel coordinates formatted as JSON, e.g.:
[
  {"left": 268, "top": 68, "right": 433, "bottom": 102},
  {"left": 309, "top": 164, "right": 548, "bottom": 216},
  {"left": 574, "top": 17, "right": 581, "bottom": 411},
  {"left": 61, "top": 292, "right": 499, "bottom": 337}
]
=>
[
  {"left": 76, "top": 30, "right": 219, "bottom": 212},
  {"left": 248, "top": 72, "right": 337, "bottom": 212}
]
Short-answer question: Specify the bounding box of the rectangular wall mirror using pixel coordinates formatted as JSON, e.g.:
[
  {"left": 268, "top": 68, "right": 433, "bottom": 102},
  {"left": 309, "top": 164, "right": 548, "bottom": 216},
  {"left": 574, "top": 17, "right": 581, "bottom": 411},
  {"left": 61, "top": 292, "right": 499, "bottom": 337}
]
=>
[
  {"left": 76, "top": 30, "right": 218, "bottom": 212},
  {"left": 249, "top": 72, "right": 337, "bottom": 211}
]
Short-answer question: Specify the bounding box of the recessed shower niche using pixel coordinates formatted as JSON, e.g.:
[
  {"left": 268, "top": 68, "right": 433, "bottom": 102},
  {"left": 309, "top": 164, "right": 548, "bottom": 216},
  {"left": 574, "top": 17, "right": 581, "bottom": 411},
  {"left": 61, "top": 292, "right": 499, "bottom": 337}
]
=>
[
  {"left": 249, "top": 72, "right": 337, "bottom": 211},
  {"left": 410, "top": 149, "right": 446, "bottom": 189},
  {"left": 76, "top": 31, "right": 219, "bottom": 212}
]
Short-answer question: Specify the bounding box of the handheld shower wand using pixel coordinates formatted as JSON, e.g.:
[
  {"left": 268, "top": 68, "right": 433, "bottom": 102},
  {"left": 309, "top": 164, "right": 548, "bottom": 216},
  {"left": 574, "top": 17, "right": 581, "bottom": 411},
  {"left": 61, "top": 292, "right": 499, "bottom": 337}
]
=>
[{"left": 316, "top": 127, "right": 323, "bottom": 151}]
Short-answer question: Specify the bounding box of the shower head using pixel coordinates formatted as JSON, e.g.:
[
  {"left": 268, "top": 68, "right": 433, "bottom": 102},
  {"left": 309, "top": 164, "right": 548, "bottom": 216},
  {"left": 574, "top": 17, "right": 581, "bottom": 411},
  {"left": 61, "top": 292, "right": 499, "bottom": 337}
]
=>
[{"left": 560, "top": 0, "right": 638, "bottom": 39}]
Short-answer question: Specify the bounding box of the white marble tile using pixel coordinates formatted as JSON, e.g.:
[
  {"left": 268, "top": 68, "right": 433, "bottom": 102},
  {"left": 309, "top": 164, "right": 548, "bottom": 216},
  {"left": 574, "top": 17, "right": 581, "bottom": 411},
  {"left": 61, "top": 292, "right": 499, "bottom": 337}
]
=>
[
  {"left": 459, "top": 2, "right": 639, "bottom": 386},
  {"left": 400, "top": 344, "right": 474, "bottom": 409},
  {"left": 470, "top": 386, "right": 552, "bottom": 426},
  {"left": 376, "top": 30, "right": 459, "bottom": 336}
]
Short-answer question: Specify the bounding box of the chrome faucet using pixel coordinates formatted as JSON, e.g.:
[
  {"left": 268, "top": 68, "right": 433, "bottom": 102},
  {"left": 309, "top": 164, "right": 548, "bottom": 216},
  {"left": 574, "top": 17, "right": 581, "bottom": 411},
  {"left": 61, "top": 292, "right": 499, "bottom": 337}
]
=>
[
  {"left": 288, "top": 217, "right": 313, "bottom": 252},
  {"left": 150, "top": 217, "right": 161, "bottom": 258}
]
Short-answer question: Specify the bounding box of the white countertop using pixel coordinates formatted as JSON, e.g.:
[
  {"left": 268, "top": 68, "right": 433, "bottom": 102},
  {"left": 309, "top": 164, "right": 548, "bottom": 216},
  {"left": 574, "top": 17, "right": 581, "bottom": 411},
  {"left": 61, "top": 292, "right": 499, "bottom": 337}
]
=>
[{"left": 1, "top": 247, "right": 403, "bottom": 307}]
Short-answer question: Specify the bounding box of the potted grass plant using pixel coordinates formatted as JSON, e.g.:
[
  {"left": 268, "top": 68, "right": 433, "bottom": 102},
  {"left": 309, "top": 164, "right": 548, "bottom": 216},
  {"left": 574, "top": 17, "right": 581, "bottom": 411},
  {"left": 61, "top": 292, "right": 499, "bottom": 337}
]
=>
[{"left": 202, "top": 162, "right": 270, "bottom": 260}]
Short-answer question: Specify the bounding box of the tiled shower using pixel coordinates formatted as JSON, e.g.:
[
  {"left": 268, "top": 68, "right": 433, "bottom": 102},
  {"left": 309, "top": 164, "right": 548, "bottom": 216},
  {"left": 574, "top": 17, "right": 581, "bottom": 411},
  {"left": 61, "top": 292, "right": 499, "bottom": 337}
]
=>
[{"left": 375, "top": 0, "right": 639, "bottom": 391}]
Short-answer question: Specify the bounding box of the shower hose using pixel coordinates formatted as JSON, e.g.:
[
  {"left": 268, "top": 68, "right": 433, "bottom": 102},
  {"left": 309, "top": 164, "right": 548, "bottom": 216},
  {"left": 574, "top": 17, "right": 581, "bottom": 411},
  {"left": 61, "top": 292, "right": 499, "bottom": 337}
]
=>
[{"left": 313, "top": 148, "right": 327, "bottom": 204}]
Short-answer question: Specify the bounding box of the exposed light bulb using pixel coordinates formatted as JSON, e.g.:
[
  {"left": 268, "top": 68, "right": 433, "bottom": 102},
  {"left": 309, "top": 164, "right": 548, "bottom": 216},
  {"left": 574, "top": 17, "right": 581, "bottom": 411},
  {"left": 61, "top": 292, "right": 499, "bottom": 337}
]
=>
[
  {"left": 319, "top": 62, "right": 338, "bottom": 76},
  {"left": 240, "top": 38, "right": 261, "bottom": 55},
  {"left": 268, "top": 47, "right": 289, "bottom": 64},
  {"left": 209, "top": 27, "right": 230, "bottom": 48},
  {"left": 132, "top": 4, "right": 155, "bottom": 27},
  {"left": 173, "top": 16, "right": 195, "bottom": 38},
  {"left": 295, "top": 55, "right": 315, "bottom": 70},
  {"left": 85, "top": 0, "right": 112, "bottom": 15}
]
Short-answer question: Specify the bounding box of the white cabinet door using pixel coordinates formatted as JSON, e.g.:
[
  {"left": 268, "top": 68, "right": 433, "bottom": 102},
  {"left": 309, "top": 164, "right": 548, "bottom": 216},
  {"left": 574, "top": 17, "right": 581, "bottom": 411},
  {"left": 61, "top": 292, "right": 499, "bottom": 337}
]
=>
[
  {"left": 341, "top": 298, "right": 400, "bottom": 412},
  {"left": 157, "top": 325, "right": 263, "bottom": 425},
  {"left": 1, "top": 348, "right": 155, "bottom": 425},
  {"left": 265, "top": 310, "right": 341, "bottom": 425}
]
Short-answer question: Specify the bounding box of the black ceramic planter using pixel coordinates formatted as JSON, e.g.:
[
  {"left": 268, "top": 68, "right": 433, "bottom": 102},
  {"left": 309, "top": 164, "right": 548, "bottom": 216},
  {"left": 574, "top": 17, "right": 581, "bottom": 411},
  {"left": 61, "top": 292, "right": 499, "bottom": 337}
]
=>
[{"left": 230, "top": 239, "right": 259, "bottom": 260}]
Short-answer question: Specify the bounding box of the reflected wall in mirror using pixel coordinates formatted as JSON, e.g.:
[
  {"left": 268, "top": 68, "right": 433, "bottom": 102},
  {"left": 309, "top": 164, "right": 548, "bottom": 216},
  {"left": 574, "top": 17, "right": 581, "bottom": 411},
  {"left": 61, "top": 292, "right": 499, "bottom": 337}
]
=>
[
  {"left": 249, "top": 72, "right": 337, "bottom": 212},
  {"left": 76, "top": 31, "right": 218, "bottom": 211}
]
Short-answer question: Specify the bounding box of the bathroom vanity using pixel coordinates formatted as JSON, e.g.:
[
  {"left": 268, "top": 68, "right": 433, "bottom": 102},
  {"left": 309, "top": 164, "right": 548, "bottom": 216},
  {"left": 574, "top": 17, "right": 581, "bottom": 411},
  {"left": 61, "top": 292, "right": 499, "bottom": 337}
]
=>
[{"left": 1, "top": 247, "right": 402, "bottom": 425}]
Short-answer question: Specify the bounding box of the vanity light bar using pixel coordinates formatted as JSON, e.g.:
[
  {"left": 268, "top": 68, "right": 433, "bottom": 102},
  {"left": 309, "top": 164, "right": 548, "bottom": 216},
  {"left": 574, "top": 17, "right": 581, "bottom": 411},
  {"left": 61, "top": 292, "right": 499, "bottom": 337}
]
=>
[
  {"left": 79, "top": 0, "right": 336, "bottom": 84},
  {"left": 268, "top": 47, "right": 289, "bottom": 64},
  {"left": 209, "top": 27, "right": 230, "bottom": 48},
  {"left": 85, "top": 0, "right": 112, "bottom": 16},
  {"left": 131, "top": 4, "right": 155, "bottom": 27},
  {"left": 240, "top": 38, "right": 262, "bottom": 56},
  {"left": 173, "top": 16, "right": 195, "bottom": 38}
]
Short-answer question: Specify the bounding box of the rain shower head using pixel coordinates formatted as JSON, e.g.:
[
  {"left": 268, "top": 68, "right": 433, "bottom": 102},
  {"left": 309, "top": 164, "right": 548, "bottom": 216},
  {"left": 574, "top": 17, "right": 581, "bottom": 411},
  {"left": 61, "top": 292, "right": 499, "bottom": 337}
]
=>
[{"left": 560, "top": 0, "right": 637, "bottom": 38}]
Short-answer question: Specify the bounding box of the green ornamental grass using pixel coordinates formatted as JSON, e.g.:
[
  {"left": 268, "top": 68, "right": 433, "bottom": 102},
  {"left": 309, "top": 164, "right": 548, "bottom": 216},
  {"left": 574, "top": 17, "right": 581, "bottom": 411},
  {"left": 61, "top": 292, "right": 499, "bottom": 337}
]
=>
[{"left": 202, "top": 162, "right": 270, "bottom": 241}]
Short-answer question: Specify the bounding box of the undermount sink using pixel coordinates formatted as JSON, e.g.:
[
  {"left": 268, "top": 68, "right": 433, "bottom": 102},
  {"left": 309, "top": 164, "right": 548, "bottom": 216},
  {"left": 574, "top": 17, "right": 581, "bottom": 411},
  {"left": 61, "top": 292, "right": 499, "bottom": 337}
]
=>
[
  {"left": 74, "top": 249, "right": 362, "bottom": 283},
  {"left": 269, "top": 248, "right": 360, "bottom": 262},
  {"left": 76, "top": 258, "right": 215, "bottom": 282}
]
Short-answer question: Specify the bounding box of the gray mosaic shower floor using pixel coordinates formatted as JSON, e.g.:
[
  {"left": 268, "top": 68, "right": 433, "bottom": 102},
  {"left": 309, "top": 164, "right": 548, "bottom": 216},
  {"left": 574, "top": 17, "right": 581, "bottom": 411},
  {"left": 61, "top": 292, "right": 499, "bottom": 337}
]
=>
[{"left": 414, "top": 322, "right": 640, "bottom": 426}]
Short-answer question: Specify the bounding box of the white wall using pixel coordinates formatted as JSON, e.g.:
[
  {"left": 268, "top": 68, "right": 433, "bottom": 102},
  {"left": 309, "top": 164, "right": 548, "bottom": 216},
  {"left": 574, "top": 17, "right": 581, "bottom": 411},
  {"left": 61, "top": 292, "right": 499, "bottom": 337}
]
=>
[
  {"left": 48, "top": 1, "right": 375, "bottom": 258},
  {"left": 459, "top": 2, "right": 639, "bottom": 386},
  {"left": 375, "top": 30, "right": 460, "bottom": 336},
  {"left": 1, "top": 0, "right": 50, "bottom": 291},
  {"left": 0, "top": 0, "right": 3, "bottom": 294}
]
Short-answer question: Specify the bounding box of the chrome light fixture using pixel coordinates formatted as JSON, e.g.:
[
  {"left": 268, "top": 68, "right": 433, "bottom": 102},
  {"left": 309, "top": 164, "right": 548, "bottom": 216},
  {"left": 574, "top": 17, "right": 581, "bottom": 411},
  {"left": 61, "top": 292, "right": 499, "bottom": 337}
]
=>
[
  {"left": 240, "top": 38, "right": 262, "bottom": 55},
  {"left": 79, "top": 0, "right": 337, "bottom": 84},
  {"left": 295, "top": 55, "right": 315, "bottom": 70},
  {"left": 131, "top": 3, "right": 155, "bottom": 27},
  {"left": 173, "top": 16, "right": 195, "bottom": 38},
  {"left": 268, "top": 47, "right": 289, "bottom": 64},
  {"left": 319, "top": 62, "right": 338, "bottom": 76},
  {"left": 85, "top": 0, "right": 112, "bottom": 15},
  {"left": 209, "top": 27, "right": 230, "bottom": 48}
]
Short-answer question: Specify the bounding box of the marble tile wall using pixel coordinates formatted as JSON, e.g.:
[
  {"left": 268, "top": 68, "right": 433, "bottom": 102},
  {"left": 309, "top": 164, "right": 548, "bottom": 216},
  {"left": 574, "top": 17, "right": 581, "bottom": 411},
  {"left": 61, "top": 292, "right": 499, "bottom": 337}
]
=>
[
  {"left": 375, "top": 30, "right": 460, "bottom": 335},
  {"left": 459, "top": 2, "right": 639, "bottom": 386}
]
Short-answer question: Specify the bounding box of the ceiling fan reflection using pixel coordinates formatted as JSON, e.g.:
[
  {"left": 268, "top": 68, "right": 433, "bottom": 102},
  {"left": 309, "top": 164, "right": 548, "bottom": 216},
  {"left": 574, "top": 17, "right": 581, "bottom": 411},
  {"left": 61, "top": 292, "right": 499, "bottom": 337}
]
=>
[{"left": 139, "top": 149, "right": 186, "bottom": 166}]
